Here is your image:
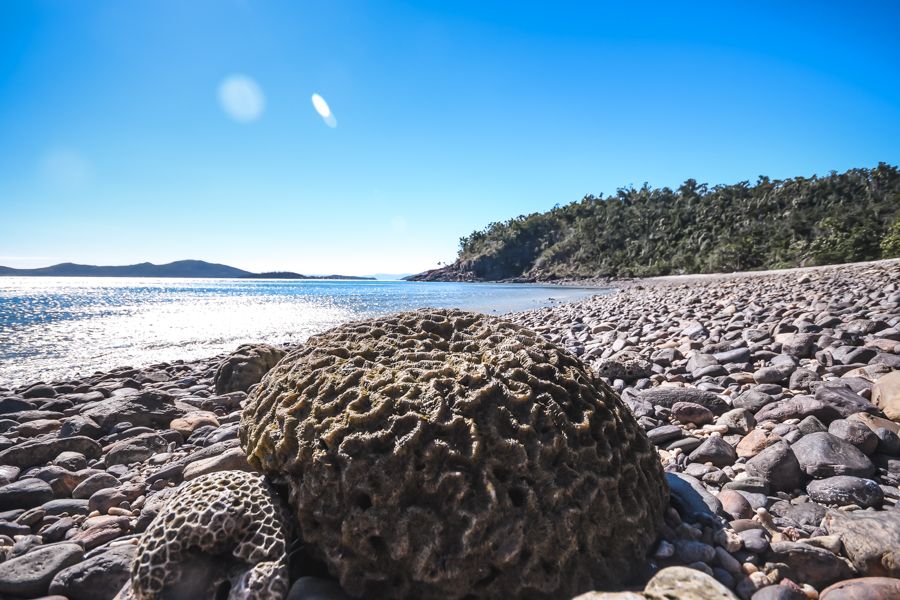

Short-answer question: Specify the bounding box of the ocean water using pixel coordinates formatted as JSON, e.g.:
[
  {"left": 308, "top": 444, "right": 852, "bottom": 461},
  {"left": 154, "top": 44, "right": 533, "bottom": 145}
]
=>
[{"left": 0, "top": 278, "right": 606, "bottom": 387}]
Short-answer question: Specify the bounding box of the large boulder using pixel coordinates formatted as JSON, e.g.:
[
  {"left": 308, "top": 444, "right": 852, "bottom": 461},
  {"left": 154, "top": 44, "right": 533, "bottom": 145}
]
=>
[
  {"left": 240, "top": 309, "right": 669, "bottom": 599},
  {"left": 214, "top": 343, "right": 287, "bottom": 395}
]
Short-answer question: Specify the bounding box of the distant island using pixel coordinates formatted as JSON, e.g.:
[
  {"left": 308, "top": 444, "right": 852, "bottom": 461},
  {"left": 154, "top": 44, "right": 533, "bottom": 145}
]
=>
[
  {"left": 242, "top": 271, "right": 375, "bottom": 280},
  {"left": 409, "top": 163, "right": 900, "bottom": 282},
  {"left": 0, "top": 260, "right": 375, "bottom": 280}
]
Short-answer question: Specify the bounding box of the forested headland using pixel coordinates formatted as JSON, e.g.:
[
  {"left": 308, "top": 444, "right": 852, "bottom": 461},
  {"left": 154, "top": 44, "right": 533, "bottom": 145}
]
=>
[{"left": 411, "top": 163, "right": 900, "bottom": 281}]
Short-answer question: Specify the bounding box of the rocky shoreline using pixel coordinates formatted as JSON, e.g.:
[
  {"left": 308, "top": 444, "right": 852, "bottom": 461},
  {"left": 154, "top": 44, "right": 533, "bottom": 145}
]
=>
[{"left": 0, "top": 260, "right": 898, "bottom": 599}]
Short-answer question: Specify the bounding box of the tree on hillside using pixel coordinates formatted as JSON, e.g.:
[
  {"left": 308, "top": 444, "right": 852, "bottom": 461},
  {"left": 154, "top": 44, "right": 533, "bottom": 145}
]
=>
[{"left": 448, "top": 163, "right": 900, "bottom": 280}]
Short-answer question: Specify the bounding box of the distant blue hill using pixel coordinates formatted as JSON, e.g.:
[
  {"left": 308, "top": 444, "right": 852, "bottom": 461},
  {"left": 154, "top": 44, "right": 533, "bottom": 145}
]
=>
[
  {"left": 0, "top": 260, "right": 374, "bottom": 280},
  {"left": 366, "top": 273, "right": 414, "bottom": 280}
]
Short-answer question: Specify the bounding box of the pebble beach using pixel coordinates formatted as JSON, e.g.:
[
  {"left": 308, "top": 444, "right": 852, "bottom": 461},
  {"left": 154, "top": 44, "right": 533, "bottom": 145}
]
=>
[{"left": 1, "top": 259, "right": 899, "bottom": 600}]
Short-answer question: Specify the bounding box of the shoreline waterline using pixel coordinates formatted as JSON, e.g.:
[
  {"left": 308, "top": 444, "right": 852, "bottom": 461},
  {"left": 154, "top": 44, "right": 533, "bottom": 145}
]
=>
[{"left": 0, "top": 278, "right": 610, "bottom": 388}]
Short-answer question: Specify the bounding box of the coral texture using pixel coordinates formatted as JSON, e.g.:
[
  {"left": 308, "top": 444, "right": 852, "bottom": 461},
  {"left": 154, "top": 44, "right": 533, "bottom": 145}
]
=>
[
  {"left": 131, "top": 470, "right": 292, "bottom": 600},
  {"left": 241, "top": 309, "right": 668, "bottom": 599}
]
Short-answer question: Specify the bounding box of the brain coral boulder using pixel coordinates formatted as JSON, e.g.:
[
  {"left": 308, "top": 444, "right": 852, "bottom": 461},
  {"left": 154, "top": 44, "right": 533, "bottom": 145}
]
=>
[{"left": 240, "top": 309, "right": 668, "bottom": 599}]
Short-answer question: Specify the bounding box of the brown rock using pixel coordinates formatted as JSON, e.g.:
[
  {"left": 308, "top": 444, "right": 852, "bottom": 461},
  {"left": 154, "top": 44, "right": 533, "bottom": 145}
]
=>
[
  {"left": 823, "top": 509, "right": 900, "bottom": 578},
  {"left": 872, "top": 371, "right": 900, "bottom": 422},
  {"left": 718, "top": 489, "right": 754, "bottom": 520},
  {"left": 820, "top": 577, "right": 900, "bottom": 600},
  {"left": 170, "top": 411, "right": 220, "bottom": 437},
  {"left": 68, "top": 516, "right": 130, "bottom": 550},
  {"left": 88, "top": 488, "right": 127, "bottom": 514},
  {"left": 737, "top": 430, "right": 775, "bottom": 458},
  {"left": 672, "top": 402, "right": 715, "bottom": 425},
  {"left": 848, "top": 412, "right": 900, "bottom": 435},
  {"left": 842, "top": 364, "right": 893, "bottom": 382},
  {"left": 182, "top": 447, "right": 254, "bottom": 480},
  {"left": 768, "top": 541, "right": 854, "bottom": 589},
  {"left": 15, "top": 419, "right": 62, "bottom": 437}
]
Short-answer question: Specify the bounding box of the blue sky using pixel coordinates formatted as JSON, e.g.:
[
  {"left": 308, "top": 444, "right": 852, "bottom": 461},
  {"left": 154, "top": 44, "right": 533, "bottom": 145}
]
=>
[{"left": 1, "top": 1, "right": 899, "bottom": 275}]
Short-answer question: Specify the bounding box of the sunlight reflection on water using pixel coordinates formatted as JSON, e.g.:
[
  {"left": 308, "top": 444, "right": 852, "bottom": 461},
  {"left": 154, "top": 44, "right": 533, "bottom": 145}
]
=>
[{"left": 0, "top": 277, "right": 604, "bottom": 387}]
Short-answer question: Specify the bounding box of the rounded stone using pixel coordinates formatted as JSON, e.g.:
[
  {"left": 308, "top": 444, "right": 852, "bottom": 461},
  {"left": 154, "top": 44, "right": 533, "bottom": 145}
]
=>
[
  {"left": 214, "top": 343, "right": 287, "bottom": 395},
  {"left": 688, "top": 434, "right": 737, "bottom": 467},
  {"left": 240, "top": 309, "right": 669, "bottom": 599},
  {"left": 72, "top": 472, "right": 120, "bottom": 500},
  {"left": 717, "top": 408, "right": 756, "bottom": 435},
  {"left": 51, "top": 451, "right": 88, "bottom": 472},
  {"left": 791, "top": 432, "right": 875, "bottom": 479},
  {"left": 0, "top": 478, "right": 55, "bottom": 511},
  {"left": 828, "top": 420, "right": 879, "bottom": 456},
  {"left": 743, "top": 441, "right": 802, "bottom": 492},
  {"left": 170, "top": 411, "right": 220, "bottom": 438},
  {"left": 718, "top": 489, "right": 754, "bottom": 520},
  {"left": 595, "top": 350, "right": 653, "bottom": 381},
  {"left": 820, "top": 576, "right": 900, "bottom": 600},
  {"left": 286, "top": 577, "right": 354, "bottom": 600},
  {"left": 752, "top": 584, "right": 807, "bottom": 600},
  {"left": 823, "top": 510, "right": 900, "bottom": 578},
  {"left": 49, "top": 545, "right": 135, "bottom": 600},
  {"left": 672, "top": 401, "right": 715, "bottom": 425},
  {"left": 644, "top": 566, "right": 739, "bottom": 599},
  {"left": 807, "top": 476, "right": 884, "bottom": 508},
  {"left": 0, "top": 543, "right": 84, "bottom": 598},
  {"left": 88, "top": 488, "right": 127, "bottom": 514},
  {"left": 874, "top": 427, "right": 900, "bottom": 456}
]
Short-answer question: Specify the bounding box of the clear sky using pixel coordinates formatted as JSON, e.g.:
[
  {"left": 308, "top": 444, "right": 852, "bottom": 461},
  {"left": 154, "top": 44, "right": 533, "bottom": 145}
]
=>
[{"left": 1, "top": 1, "right": 899, "bottom": 275}]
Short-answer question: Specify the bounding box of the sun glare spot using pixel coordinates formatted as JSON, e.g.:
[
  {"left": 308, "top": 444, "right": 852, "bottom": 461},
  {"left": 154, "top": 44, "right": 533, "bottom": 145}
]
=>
[
  {"left": 218, "top": 75, "right": 265, "bottom": 123},
  {"left": 311, "top": 93, "right": 337, "bottom": 128}
]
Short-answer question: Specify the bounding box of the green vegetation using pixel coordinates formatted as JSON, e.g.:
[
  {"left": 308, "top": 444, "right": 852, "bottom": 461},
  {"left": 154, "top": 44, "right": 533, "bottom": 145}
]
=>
[{"left": 453, "top": 163, "right": 900, "bottom": 280}]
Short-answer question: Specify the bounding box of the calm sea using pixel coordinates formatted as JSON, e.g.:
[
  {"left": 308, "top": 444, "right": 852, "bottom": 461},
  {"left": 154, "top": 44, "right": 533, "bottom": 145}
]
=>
[{"left": 0, "top": 278, "right": 606, "bottom": 387}]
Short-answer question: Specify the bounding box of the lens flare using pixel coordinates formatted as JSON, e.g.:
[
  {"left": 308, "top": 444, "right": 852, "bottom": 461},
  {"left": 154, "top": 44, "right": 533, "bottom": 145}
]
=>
[
  {"left": 311, "top": 93, "right": 337, "bottom": 128},
  {"left": 218, "top": 75, "right": 265, "bottom": 122}
]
